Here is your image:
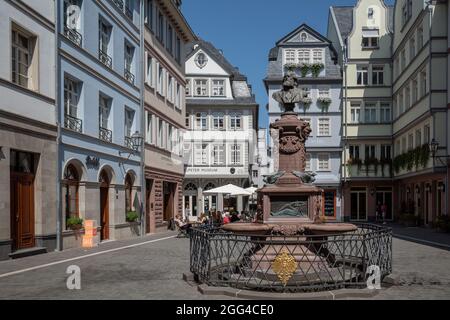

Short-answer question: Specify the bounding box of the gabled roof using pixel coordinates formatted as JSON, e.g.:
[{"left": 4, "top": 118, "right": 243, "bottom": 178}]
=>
[
  {"left": 185, "top": 39, "right": 247, "bottom": 81},
  {"left": 276, "top": 23, "right": 333, "bottom": 46}
]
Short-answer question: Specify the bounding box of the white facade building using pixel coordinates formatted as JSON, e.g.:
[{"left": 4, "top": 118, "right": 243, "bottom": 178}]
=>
[{"left": 183, "top": 40, "right": 258, "bottom": 219}]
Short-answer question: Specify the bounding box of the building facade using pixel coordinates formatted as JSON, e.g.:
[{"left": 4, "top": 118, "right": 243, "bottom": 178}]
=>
[
  {"left": 391, "top": 0, "right": 448, "bottom": 226},
  {"left": 329, "top": 0, "right": 394, "bottom": 222},
  {"left": 265, "top": 24, "right": 343, "bottom": 221},
  {"left": 183, "top": 40, "right": 258, "bottom": 220},
  {"left": 57, "top": 0, "right": 143, "bottom": 249},
  {"left": 143, "top": 0, "right": 195, "bottom": 233},
  {"left": 0, "top": 0, "right": 57, "bottom": 260},
  {"left": 253, "top": 128, "right": 271, "bottom": 189}
]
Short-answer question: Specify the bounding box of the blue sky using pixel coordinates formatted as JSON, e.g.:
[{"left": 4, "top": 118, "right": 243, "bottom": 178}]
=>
[{"left": 182, "top": 0, "right": 395, "bottom": 128}]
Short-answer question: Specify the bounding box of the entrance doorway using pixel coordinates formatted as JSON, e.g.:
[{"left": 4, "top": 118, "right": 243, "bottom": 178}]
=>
[
  {"left": 99, "top": 170, "right": 110, "bottom": 241},
  {"left": 376, "top": 188, "right": 393, "bottom": 221},
  {"left": 10, "top": 150, "right": 36, "bottom": 251},
  {"left": 146, "top": 179, "right": 154, "bottom": 234},
  {"left": 184, "top": 183, "right": 198, "bottom": 219},
  {"left": 163, "top": 181, "right": 176, "bottom": 222},
  {"left": 350, "top": 188, "right": 367, "bottom": 221}
]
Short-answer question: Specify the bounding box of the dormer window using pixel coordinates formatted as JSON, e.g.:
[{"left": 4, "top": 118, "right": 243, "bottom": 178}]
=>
[
  {"left": 195, "top": 52, "right": 208, "bottom": 68},
  {"left": 368, "top": 8, "right": 374, "bottom": 19},
  {"left": 362, "top": 29, "right": 379, "bottom": 49}
]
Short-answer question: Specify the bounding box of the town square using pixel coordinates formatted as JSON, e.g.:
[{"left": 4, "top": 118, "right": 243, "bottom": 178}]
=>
[{"left": 0, "top": 0, "right": 450, "bottom": 302}]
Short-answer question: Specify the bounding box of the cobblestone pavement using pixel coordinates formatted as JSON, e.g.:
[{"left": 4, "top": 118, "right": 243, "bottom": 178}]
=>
[{"left": 0, "top": 230, "right": 449, "bottom": 300}]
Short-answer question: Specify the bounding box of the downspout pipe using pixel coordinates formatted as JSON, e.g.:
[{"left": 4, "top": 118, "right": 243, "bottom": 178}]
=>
[
  {"left": 55, "top": 0, "right": 62, "bottom": 252},
  {"left": 139, "top": 0, "right": 146, "bottom": 236}
]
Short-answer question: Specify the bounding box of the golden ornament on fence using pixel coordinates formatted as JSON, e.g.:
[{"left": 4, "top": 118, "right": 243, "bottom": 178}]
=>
[{"left": 271, "top": 249, "right": 298, "bottom": 286}]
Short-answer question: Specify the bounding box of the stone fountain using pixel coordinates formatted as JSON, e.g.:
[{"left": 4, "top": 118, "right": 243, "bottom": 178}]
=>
[{"left": 222, "top": 73, "right": 357, "bottom": 286}]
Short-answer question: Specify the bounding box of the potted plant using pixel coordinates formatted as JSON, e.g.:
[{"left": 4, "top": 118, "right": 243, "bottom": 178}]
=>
[
  {"left": 67, "top": 216, "right": 83, "bottom": 231},
  {"left": 126, "top": 211, "right": 139, "bottom": 223},
  {"left": 311, "top": 63, "right": 324, "bottom": 77},
  {"left": 299, "top": 63, "right": 310, "bottom": 77},
  {"left": 317, "top": 97, "right": 332, "bottom": 112},
  {"left": 284, "top": 63, "right": 298, "bottom": 72}
]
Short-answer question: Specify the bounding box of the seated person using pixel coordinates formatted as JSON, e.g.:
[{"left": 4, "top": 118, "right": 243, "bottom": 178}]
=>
[{"left": 174, "top": 215, "right": 192, "bottom": 233}]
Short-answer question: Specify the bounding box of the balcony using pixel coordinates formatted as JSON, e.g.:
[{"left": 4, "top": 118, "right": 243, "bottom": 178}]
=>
[
  {"left": 64, "top": 114, "right": 83, "bottom": 133},
  {"left": 99, "top": 127, "right": 113, "bottom": 143},
  {"left": 124, "top": 69, "right": 135, "bottom": 85},
  {"left": 124, "top": 136, "right": 133, "bottom": 149},
  {"left": 99, "top": 50, "right": 112, "bottom": 68},
  {"left": 64, "top": 27, "right": 82, "bottom": 47}
]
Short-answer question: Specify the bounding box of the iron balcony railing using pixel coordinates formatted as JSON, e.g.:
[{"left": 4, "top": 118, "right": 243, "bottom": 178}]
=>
[
  {"left": 112, "top": 0, "right": 124, "bottom": 10},
  {"left": 124, "top": 69, "right": 135, "bottom": 85},
  {"left": 125, "top": 6, "right": 133, "bottom": 20},
  {"left": 190, "top": 223, "right": 392, "bottom": 293},
  {"left": 99, "top": 50, "right": 112, "bottom": 68},
  {"left": 64, "top": 114, "right": 83, "bottom": 133},
  {"left": 64, "top": 26, "right": 83, "bottom": 47},
  {"left": 99, "top": 127, "right": 113, "bottom": 143},
  {"left": 124, "top": 136, "right": 133, "bottom": 149}
]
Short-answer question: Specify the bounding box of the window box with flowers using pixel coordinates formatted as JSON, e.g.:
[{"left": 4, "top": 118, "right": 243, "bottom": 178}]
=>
[
  {"left": 300, "top": 97, "right": 312, "bottom": 112},
  {"left": 311, "top": 63, "right": 324, "bottom": 77},
  {"left": 317, "top": 97, "right": 332, "bottom": 112},
  {"left": 364, "top": 157, "right": 379, "bottom": 175},
  {"left": 67, "top": 216, "right": 84, "bottom": 231},
  {"left": 346, "top": 158, "right": 363, "bottom": 174},
  {"left": 126, "top": 211, "right": 139, "bottom": 223}
]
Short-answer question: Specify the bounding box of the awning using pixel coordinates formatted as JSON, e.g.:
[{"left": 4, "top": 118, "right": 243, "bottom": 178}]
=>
[
  {"left": 203, "top": 184, "right": 252, "bottom": 197},
  {"left": 362, "top": 29, "right": 379, "bottom": 37}
]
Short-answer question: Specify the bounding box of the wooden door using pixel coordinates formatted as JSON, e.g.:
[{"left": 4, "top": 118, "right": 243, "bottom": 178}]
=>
[
  {"left": 146, "top": 179, "right": 154, "bottom": 234},
  {"left": 10, "top": 173, "right": 35, "bottom": 250},
  {"left": 99, "top": 170, "right": 110, "bottom": 241}
]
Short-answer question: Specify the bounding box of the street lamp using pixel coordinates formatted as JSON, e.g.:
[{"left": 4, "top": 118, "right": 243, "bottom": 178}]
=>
[
  {"left": 429, "top": 139, "right": 440, "bottom": 159},
  {"left": 131, "top": 131, "right": 144, "bottom": 153}
]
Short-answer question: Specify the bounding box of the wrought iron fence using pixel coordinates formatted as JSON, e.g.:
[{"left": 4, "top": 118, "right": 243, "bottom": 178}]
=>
[
  {"left": 64, "top": 27, "right": 83, "bottom": 47},
  {"left": 99, "top": 127, "right": 112, "bottom": 142},
  {"left": 64, "top": 114, "right": 83, "bottom": 133},
  {"left": 124, "top": 69, "right": 135, "bottom": 85},
  {"left": 190, "top": 223, "right": 392, "bottom": 293},
  {"left": 124, "top": 136, "right": 134, "bottom": 149},
  {"left": 99, "top": 50, "right": 112, "bottom": 68}
]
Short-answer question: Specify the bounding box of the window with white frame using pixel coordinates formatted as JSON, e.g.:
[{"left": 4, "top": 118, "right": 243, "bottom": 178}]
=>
[
  {"left": 350, "top": 104, "right": 361, "bottom": 123},
  {"left": 365, "top": 145, "right": 376, "bottom": 159},
  {"left": 146, "top": 112, "right": 153, "bottom": 144},
  {"left": 186, "top": 79, "right": 191, "bottom": 96},
  {"left": 285, "top": 49, "right": 296, "bottom": 64},
  {"left": 298, "top": 50, "right": 310, "bottom": 64},
  {"left": 183, "top": 143, "right": 192, "bottom": 165},
  {"left": 312, "top": 49, "right": 324, "bottom": 64},
  {"left": 230, "top": 112, "right": 242, "bottom": 130},
  {"left": 364, "top": 103, "right": 377, "bottom": 123},
  {"left": 124, "top": 107, "right": 134, "bottom": 138},
  {"left": 194, "top": 144, "right": 208, "bottom": 165},
  {"left": 381, "top": 145, "right": 391, "bottom": 161},
  {"left": 212, "top": 144, "right": 225, "bottom": 165},
  {"left": 167, "top": 125, "right": 173, "bottom": 152},
  {"left": 357, "top": 66, "right": 368, "bottom": 85},
  {"left": 372, "top": 65, "right": 384, "bottom": 85},
  {"left": 305, "top": 153, "right": 312, "bottom": 171},
  {"left": 318, "top": 154, "right": 330, "bottom": 171},
  {"left": 412, "top": 78, "right": 418, "bottom": 104},
  {"left": 402, "top": 137, "right": 407, "bottom": 153},
  {"left": 318, "top": 118, "right": 330, "bottom": 136},
  {"left": 349, "top": 145, "right": 360, "bottom": 160},
  {"left": 318, "top": 87, "right": 330, "bottom": 98},
  {"left": 362, "top": 36, "right": 379, "bottom": 48},
  {"left": 195, "top": 112, "right": 208, "bottom": 130},
  {"left": 64, "top": 76, "right": 80, "bottom": 119},
  {"left": 124, "top": 41, "right": 134, "bottom": 74},
  {"left": 212, "top": 79, "right": 225, "bottom": 97},
  {"left": 417, "top": 27, "right": 423, "bottom": 49},
  {"left": 11, "top": 27, "right": 35, "bottom": 89},
  {"left": 405, "top": 85, "right": 410, "bottom": 110},
  {"left": 424, "top": 125, "right": 430, "bottom": 144},
  {"left": 146, "top": 53, "right": 154, "bottom": 87},
  {"left": 408, "top": 134, "right": 414, "bottom": 150},
  {"left": 231, "top": 144, "right": 242, "bottom": 165},
  {"left": 99, "top": 94, "right": 111, "bottom": 130},
  {"left": 399, "top": 92, "right": 404, "bottom": 114},
  {"left": 415, "top": 129, "right": 421, "bottom": 148},
  {"left": 194, "top": 79, "right": 208, "bottom": 97},
  {"left": 212, "top": 113, "right": 225, "bottom": 130},
  {"left": 157, "top": 65, "right": 164, "bottom": 95},
  {"left": 400, "top": 49, "right": 406, "bottom": 72},
  {"left": 409, "top": 37, "right": 416, "bottom": 59},
  {"left": 175, "top": 83, "right": 181, "bottom": 109},
  {"left": 420, "top": 69, "right": 427, "bottom": 97},
  {"left": 157, "top": 118, "right": 163, "bottom": 147},
  {"left": 380, "top": 103, "right": 391, "bottom": 123},
  {"left": 300, "top": 32, "right": 307, "bottom": 42},
  {"left": 167, "top": 75, "right": 174, "bottom": 102}
]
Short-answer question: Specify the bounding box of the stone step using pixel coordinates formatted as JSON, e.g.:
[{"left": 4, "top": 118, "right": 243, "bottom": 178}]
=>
[{"left": 9, "top": 247, "right": 47, "bottom": 259}]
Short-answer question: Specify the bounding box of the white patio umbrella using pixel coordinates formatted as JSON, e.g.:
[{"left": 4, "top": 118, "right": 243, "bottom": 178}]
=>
[
  {"left": 245, "top": 187, "right": 258, "bottom": 195},
  {"left": 203, "top": 184, "right": 252, "bottom": 197}
]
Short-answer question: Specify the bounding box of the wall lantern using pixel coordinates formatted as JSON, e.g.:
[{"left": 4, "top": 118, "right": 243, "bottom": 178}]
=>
[
  {"left": 130, "top": 131, "right": 144, "bottom": 152},
  {"left": 370, "top": 188, "right": 376, "bottom": 196},
  {"left": 416, "top": 186, "right": 420, "bottom": 194},
  {"left": 429, "top": 139, "right": 439, "bottom": 158}
]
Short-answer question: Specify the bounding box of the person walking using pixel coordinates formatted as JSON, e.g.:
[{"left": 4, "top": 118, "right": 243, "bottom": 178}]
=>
[{"left": 381, "top": 203, "right": 388, "bottom": 225}]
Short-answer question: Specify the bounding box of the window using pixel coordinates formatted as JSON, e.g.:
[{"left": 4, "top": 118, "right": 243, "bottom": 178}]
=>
[
  {"left": 364, "top": 103, "right": 377, "bottom": 123},
  {"left": 372, "top": 66, "right": 384, "bottom": 85},
  {"left": 350, "top": 104, "right": 361, "bottom": 123},
  {"left": 145, "top": 0, "right": 153, "bottom": 30},
  {"left": 167, "top": 24, "right": 173, "bottom": 54},
  {"left": 351, "top": 188, "right": 367, "bottom": 221},
  {"left": 380, "top": 103, "right": 391, "bottom": 123},
  {"left": 157, "top": 119, "right": 163, "bottom": 147},
  {"left": 99, "top": 18, "right": 112, "bottom": 67},
  {"left": 212, "top": 145, "right": 225, "bottom": 165},
  {"left": 415, "top": 130, "right": 422, "bottom": 148},
  {"left": 167, "top": 75, "right": 174, "bottom": 102},
  {"left": 298, "top": 50, "right": 310, "bottom": 64},
  {"left": 409, "top": 37, "right": 416, "bottom": 59},
  {"left": 64, "top": 76, "right": 80, "bottom": 119},
  {"left": 362, "top": 36, "right": 378, "bottom": 48},
  {"left": 405, "top": 85, "right": 410, "bottom": 110},
  {"left": 145, "top": 53, "right": 153, "bottom": 87},
  {"left": 157, "top": 65, "right": 164, "bottom": 95},
  {"left": 400, "top": 49, "right": 406, "bottom": 72},
  {"left": 396, "top": 140, "right": 401, "bottom": 156},
  {"left": 305, "top": 154, "right": 312, "bottom": 171},
  {"left": 230, "top": 113, "right": 242, "bottom": 130},
  {"left": 212, "top": 113, "right": 225, "bottom": 130},
  {"left": 401, "top": 0, "right": 412, "bottom": 26},
  {"left": 194, "top": 144, "right": 208, "bottom": 165},
  {"left": 186, "top": 79, "right": 191, "bottom": 96},
  {"left": 424, "top": 125, "right": 430, "bottom": 144},
  {"left": 420, "top": 69, "right": 427, "bottom": 97},
  {"left": 157, "top": 11, "right": 164, "bottom": 42},
  {"left": 175, "top": 83, "right": 181, "bottom": 109},
  {"left": 412, "top": 78, "right": 418, "bottom": 104},
  {"left": 285, "top": 49, "right": 296, "bottom": 64},
  {"left": 124, "top": 108, "right": 134, "bottom": 138},
  {"left": 11, "top": 27, "right": 34, "bottom": 88},
  {"left": 399, "top": 92, "right": 404, "bottom": 114},
  {"left": 124, "top": 41, "right": 135, "bottom": 83},
  {"left": 185, "top": 113, "right": 190, "bottom": 129},
  {"left": 381, "top": 145, "right": 391, "bottom": 161},
  {"left": 318, "top": 87, "right": 330, "bottom": 98},
  {"left": 318, "top": 118, "right": 330, "bottom": 136},
  {"left": 167, "top": 125, "right": 173, "bottom": 152},
  {"left": 252, "top": 170, "right": 259, "bottom": 178},
  {"left": 402, "top": 137, "right": 407, "bottom": 153},
  {"left": 195, "top": 112, "right": 208, "bottom": 130},
  {"left": 183, "top": 143, "right": 192, "bottom": 164},
  {"left": 312, "top": 49, "right": 323, "bottom": 64},
  {"left": 357, "top": 66, "right": 368, "bottom": 85},
  {"left": 194, "top": 79, "right": 208, "bottom": 96},
  {"left": 349, "top": 145, "right": 360, "bottom": 160},
  {"left": 365, "top": 145, "right": 376, "bottom": 160},
  {"left": 63, "top": 0, "right": 82, "bottom": 45},
  {"left": 318, "top": 154, "right": 330, "bottom": 171},
  {"left": 99, "top": 95, "right": 111, "bottom": 130},
  {"left": 64, "top": 164, "right": 80, "bottom": 223},
  {"left": 231, "top": 144, "right": 242, "bottom": 165},
  {"left": 408, "top": 134, "right": 414, "bottom": 151},
  {"left": 212, "top": 80, "right": 225, "bottom": 97},
  {"left": 417, "top": 27, "right": 423, "bottom": 49},
  {"left": 175, "top": 36, "right": 181, "bottom": 63},
  {"left": 395, "top": 57, "right": 400, "bottom": 78},
  {"left": 146, "top": 112, "right": 153, "bottom": 144}
]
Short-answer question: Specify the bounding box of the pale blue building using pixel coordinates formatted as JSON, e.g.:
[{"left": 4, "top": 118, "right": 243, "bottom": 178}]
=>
[
  {"left": 57, "top": 0, "right": 143, "bottom": 249},
  {"left": 264, "top": 24, "right": 343, "bottom": 221}
]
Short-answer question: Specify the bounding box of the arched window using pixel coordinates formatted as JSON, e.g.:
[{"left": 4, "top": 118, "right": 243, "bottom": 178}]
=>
[
  {"left": 125, "top": 173, "right": 134, "bottom": 213},
  {"left": 204, "top": 183, "right": 216, "bottom": 191},
  {"left": 184, "top": 183, "right": 197, "bottom": 191},
  {"left": 64, "top": 164, "right": 80, "bottom": 220}
]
